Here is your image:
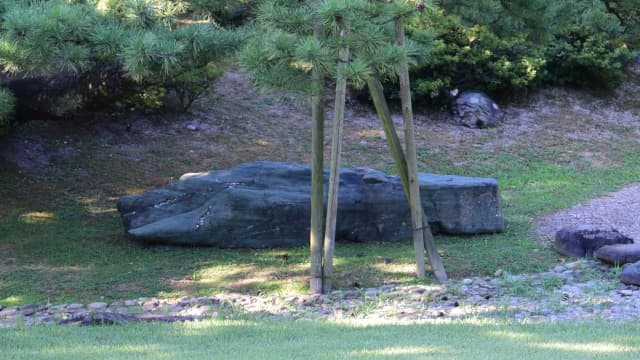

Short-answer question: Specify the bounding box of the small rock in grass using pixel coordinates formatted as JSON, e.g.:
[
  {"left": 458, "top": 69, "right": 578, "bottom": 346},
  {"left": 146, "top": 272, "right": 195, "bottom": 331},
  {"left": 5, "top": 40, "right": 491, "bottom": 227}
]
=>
[
  {"left": 19, "top": 304, "right": 39, "bottom": 316},
  {"left": 66, "top": 303, "right": 85, "bottom": 311},
  {"left": 596, "top": 244, "right": 640, "bottom": 265},
  {"left": 451, "top": 91, "right": 503, "bottom": 128},
  {"left": 1, "top": 307, "right": 18, "bottom": 316},
  {"left": 620, "top": 262, "right": 640, "bottom": 285},
  {"left": 365, "top": 288, "right": 379, "bottom": 297},
  {"left": 186, "top": 124, "right": 198, "bottom": 131},
  {"left": 555, "top": 226, "right": 633, "bottom": 258},
  {"left": 88, "top": 302, "right": 107, "bottom": 311},
  {"left": 618, "top": 289, "right": 634, "bottom": 296},
  {"left": 565, "top": 261, "right": 582, "bottom": 270},
  {"left": 143, "top": 300, "right": 159, "bottom": 310}
]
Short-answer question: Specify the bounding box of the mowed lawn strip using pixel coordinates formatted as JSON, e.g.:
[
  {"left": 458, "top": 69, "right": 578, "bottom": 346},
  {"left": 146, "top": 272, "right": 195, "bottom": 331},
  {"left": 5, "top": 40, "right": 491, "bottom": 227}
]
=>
[{"left": 2, "top": 319, "right": 640, "bottom": 360}]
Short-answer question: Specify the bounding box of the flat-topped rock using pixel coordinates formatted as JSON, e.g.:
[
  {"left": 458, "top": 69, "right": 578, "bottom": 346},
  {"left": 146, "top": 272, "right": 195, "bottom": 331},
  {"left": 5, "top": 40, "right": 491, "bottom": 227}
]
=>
[
  {"left": 595, "top": 244, "right": 640, "bottom": 265},
  {"left": 117, "top": 161, "right": 503, "bottom": 248}
]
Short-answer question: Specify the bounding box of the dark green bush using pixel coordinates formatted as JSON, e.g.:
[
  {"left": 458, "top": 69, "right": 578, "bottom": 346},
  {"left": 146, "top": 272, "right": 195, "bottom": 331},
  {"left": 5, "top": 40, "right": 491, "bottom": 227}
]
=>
[
  {"left": 542, "top": 27, "right": 633, "bottom": 87},
  {"left": 409, "top": 16, "right": 546, "bottom": 100},
  {"left": 0, "top": 0, "right": 241, "bottom": 122},
  {"left": 406, "top": 0, "right": 636, "bottom": 102}
]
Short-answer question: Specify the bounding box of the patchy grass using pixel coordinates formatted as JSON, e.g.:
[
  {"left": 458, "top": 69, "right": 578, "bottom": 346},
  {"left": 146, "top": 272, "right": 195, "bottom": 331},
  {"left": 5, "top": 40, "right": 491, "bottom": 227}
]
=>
[
  {"left": 2, "top": 318, "right": 640, "bottom": 359},
  {"left": 2, "top": 73, "right": 640, "bottom": 305}
]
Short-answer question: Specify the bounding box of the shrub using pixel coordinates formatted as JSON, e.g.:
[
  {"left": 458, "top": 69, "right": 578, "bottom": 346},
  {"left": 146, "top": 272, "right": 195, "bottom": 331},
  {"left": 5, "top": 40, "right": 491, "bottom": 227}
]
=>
[
  {"left": 0, "top": 0, "right": 241, "bottom": 121},
  {"left": 406, "top": 0, "right": 636, "bottom": 103},
  {"left": 409, "top": 16, "right": 546, "bottom": 100},
  {"left": 542, "top": 27, "right": 633, "bottom": 87}
]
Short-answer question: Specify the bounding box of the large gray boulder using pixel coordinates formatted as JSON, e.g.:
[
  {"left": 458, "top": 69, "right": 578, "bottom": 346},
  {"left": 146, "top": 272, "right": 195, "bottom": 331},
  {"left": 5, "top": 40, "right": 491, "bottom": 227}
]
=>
[
  {"left": 117, "top": 162, "right": 503, "bottom": 248},
  {"left": 554, "top": 226, "right": 633, "bottom": 258},
  {"left": 452, "top": 91, "right": 503, "bottom": 128}
]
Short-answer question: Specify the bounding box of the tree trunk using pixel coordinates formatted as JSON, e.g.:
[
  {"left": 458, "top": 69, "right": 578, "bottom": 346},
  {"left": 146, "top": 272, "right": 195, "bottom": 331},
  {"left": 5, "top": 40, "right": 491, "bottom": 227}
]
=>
[
  {"left": 322, "top": 31, "right": 349, "bottom": 293},
  {"left": 309, "top": 18, "right": 325, "bottom": 294},
  {"left": 395, "top": 20, "right": 447, "bottom": 282}
]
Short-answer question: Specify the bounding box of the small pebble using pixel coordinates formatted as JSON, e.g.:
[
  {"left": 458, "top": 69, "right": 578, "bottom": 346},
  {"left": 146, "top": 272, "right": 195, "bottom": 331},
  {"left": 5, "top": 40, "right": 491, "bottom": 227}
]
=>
[
  {"left": 553, "top": 265, "right": 566, "bottom": 273},
  {"left": 618, "top": 290, "right": 633, "bottom": 296},
  {"left": 88, "top": 302, "right": 107, "bottom": 311}
]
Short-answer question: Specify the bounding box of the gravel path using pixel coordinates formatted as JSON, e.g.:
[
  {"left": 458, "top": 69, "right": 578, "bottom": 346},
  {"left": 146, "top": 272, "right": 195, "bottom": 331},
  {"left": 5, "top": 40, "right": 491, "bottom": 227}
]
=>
[{"left": 535, "top": 184, "right": 640, "bottom": 241}]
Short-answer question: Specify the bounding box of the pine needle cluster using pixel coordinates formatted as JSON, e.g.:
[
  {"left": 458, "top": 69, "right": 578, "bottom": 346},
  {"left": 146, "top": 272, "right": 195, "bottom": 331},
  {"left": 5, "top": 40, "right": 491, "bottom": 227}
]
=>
[{"left": 239, "top": 0, "right": 426, "bottom": 100}]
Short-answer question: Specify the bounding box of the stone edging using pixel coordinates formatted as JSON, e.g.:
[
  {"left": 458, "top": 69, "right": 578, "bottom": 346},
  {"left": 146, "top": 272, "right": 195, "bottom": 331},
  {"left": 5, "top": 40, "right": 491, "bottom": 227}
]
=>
[{"left": 1, "top": 260, "right": 638, "bottom": 327}]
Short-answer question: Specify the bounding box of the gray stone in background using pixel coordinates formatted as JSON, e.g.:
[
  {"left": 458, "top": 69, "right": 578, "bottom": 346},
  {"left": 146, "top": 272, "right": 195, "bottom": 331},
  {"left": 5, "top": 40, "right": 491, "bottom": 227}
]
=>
[
  {"left": 620, "top": 262, "right": 640, "bottom": 285},
  {"left": 596, "top": 243, "right": 640, "bottom": 265},
  {"left": 554, "top": 225, "right": 634, "bottom": 258},
  {"left": 117, "top": 161, "right": 503, "bottom": 248},
  {"left": 451, "top": 91, "right": 503, "bottom": 128}
]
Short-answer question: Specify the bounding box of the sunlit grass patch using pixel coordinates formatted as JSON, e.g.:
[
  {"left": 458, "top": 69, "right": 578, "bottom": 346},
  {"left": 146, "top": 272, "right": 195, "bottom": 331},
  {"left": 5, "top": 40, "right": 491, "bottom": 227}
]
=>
[{"left": 18, "top": 211, "right": 56, "bottom": 224}]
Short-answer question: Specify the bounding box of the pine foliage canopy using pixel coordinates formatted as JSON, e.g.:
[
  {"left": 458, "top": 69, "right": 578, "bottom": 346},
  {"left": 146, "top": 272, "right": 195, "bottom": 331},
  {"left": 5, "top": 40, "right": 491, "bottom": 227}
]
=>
[
  {"left": 0, "top": 0, "right": 243, "bottom": 132},
  {"left": 240, "top": 0, "right": 427, "bottom": 101}
]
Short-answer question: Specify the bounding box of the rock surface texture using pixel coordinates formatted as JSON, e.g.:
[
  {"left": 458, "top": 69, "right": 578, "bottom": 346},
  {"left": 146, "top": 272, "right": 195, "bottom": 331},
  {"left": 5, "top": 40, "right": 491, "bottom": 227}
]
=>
[
  {"left": 451, "top": 91, "right": 503, "bottom": 128},
  {"left": 620, "top": 262, "right": 640, "bottom": 285},
  {"left": 117, "top": 161, "right": 503, "bottom": 247},
  {"left": 596, "top": 244, "right": 640, "bottom": 265},
  {"left": 554, "top": 225, "right": 634, "bottom": 258}
]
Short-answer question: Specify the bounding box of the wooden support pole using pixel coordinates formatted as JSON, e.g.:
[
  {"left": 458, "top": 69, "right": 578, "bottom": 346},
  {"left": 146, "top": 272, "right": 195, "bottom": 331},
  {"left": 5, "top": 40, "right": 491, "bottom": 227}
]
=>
[
  {"left": 309, "top": 18, "right": 325, "bottom": 294},
  {"left": 395, "top": 19, "right": 447, "bottom": 282},
  {"left": 367, "top": 76, "right": 427, "bottom": 277},
  {"left": 322, "top": 30, "right": 349, "bottom": 293}
]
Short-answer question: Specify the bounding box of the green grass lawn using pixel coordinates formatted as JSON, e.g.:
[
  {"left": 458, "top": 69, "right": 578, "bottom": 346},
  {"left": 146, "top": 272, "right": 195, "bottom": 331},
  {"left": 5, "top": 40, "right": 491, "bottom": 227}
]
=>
[
  {"left": 3, "top": 141, "right": 640, "bottom": 306},
  {"left": 2, "top": 79, "right": 640, "bottom": 306},
  {"left": 2, "top": 318, "right": 640, "bottom": 359}
]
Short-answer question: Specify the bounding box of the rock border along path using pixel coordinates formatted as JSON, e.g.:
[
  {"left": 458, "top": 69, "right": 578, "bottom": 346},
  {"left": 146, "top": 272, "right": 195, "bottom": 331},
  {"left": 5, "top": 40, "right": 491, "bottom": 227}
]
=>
[{"left": 2, "top": 259, "right": 639, "bottom": 327}]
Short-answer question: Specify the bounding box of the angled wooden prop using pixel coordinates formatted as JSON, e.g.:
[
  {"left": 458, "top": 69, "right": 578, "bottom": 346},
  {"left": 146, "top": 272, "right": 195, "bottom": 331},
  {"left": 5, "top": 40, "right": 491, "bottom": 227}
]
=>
[{"left": 395, "top": 18, "right": 447, "bottom": 282}]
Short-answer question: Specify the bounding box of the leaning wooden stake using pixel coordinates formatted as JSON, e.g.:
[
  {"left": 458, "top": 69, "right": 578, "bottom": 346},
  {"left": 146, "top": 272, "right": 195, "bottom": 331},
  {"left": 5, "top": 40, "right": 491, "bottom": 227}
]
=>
[
  {"left": 322, "top": 29, "right": 349, "bottom": 293},
  {"left": 395, "top": 19, "right": 447, "bottom": 282},
  {"left": 367, "top": 77, "right": 424, "bottom": 273},
  {"left": 309, "top": 18, "right": 326, "bottom": 294}
]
